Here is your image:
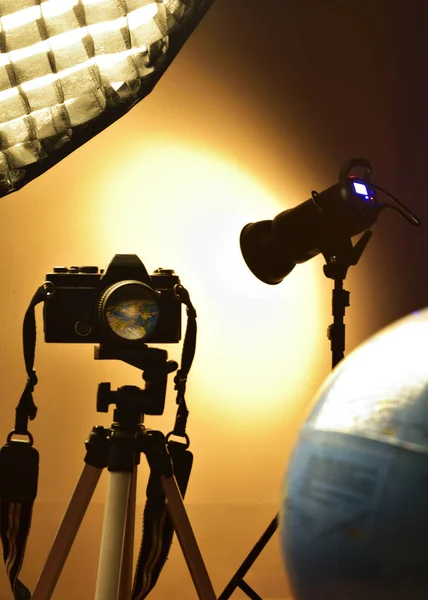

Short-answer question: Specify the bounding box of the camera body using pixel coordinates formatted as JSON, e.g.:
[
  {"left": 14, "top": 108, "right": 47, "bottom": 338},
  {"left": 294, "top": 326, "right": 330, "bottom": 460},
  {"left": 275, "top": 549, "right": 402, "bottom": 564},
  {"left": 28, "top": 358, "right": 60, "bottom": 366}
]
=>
[{"left": 43, "top": 254, "right": 182, "bottom": 345}]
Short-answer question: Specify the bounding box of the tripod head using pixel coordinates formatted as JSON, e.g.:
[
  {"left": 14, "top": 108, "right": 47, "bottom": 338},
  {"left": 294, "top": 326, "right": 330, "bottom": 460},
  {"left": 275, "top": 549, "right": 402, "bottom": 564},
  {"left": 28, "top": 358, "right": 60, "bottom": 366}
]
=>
[{"left": 95, "top": 344, "right": 178, "bottom": 418}]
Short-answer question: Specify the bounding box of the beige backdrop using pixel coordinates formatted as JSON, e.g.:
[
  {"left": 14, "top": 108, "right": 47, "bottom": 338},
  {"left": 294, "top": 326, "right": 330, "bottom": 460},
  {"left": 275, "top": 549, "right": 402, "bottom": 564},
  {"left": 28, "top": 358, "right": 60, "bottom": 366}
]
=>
[{"left": 0, "top": 1, "right": 405, "bottom": 599}]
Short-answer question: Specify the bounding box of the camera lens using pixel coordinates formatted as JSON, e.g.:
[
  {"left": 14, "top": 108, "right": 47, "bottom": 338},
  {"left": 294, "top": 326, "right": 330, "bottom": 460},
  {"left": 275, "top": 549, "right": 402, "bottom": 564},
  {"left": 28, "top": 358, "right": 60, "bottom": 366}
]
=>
[{"left": 98, "top": 280, "right": 160, "bottom": 342}]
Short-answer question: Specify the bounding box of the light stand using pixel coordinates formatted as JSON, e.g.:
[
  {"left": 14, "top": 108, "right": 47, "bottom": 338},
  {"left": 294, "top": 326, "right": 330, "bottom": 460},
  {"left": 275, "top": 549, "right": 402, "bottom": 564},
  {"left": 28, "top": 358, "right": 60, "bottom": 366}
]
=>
[
  {"left": 219, "top": 228, "right": 373, "bottom": 600},
  {"left": 323, "top": 229, "right": 372, "bottom": 369},
  {"left": 31, "top": 345, "right": 216, "bottom": 600}
]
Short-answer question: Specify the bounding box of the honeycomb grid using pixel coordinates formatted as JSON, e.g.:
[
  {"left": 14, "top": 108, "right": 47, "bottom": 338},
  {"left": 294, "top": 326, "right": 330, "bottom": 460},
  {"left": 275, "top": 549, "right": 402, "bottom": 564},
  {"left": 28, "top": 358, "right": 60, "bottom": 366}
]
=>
[{"left": 0, "top": 0, "right": 212, "bottom": 194}]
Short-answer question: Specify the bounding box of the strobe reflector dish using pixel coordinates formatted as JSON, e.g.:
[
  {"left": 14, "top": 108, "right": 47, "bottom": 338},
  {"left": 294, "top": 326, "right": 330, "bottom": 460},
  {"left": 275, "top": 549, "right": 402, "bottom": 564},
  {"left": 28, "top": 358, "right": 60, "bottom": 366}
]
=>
[{"left": 0, "top": 0, "right": 214, "bottom": 197}]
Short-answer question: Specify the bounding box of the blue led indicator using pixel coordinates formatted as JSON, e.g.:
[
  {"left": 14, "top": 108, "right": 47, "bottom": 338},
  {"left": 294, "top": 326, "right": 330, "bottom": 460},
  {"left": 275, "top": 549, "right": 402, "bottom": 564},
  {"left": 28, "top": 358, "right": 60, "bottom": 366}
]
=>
[{"left": 353, "top": 181, "right": 368, "bottom": 196}]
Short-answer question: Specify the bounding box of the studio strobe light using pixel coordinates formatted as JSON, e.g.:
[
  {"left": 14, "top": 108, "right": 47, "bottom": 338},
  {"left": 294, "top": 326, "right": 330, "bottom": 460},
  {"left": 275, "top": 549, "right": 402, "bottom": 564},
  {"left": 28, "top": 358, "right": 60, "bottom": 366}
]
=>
[{"left": 240, "top": 159, "right": 419, "bottom": 285}]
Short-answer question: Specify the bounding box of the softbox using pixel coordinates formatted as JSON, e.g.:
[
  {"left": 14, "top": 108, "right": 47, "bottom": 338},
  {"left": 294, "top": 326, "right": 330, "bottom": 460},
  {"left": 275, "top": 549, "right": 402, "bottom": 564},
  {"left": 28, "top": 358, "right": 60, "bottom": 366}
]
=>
[{"left": 0, "top": 0, "right": 214, "bottom": 197}]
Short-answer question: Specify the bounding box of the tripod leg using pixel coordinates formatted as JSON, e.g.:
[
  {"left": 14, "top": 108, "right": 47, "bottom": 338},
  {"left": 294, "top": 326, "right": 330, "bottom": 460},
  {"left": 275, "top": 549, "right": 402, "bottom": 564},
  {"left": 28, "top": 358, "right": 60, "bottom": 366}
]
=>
[
  {"left": 32, "top": 464, "right": 102, "bottom": 600},
  {"left": 161, "top": 474, "right": 217, "bottom": 600},
  {"left": 118, "top": 467, "right": 137, "bottom": 600},
  {"left": 95, "top": 471, "right": 131, "bottom": 600}
]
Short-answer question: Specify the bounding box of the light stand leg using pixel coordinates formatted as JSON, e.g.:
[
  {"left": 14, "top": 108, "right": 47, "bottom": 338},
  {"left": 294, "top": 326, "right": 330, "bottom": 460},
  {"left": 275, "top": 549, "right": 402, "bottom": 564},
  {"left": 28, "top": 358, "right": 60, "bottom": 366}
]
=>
[
  {"left": 161, "top": 474, "right": 217, "bottom": 600},
  {"left": 218, "top": 516, "right": 278, "bottom": 600},
  {"left": 118, "top": 467, "right": 137, "bottom": 600},
  {"left": 32, "top": 464, "right": 102, "bottom": 600},
  {"left": 95, "top": 471, "right": 131, "bottom": 600}
]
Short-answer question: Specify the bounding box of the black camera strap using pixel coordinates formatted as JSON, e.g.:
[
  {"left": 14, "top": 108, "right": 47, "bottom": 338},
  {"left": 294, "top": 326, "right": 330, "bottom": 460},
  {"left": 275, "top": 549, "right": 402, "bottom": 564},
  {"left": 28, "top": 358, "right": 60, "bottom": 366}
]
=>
[
  {"left": 168, "top": 284, "right": 197, "bottom": 445},
  {"left": 0, "top": 283, "right": 52, "bottom": 600}
]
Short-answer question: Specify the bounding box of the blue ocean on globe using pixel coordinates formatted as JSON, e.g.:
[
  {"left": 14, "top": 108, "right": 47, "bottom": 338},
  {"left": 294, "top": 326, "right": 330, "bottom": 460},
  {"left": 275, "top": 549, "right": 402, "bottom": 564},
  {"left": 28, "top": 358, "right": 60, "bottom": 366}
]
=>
[{"left": 280, "top": 308, "right": 428, "bottom": 600}]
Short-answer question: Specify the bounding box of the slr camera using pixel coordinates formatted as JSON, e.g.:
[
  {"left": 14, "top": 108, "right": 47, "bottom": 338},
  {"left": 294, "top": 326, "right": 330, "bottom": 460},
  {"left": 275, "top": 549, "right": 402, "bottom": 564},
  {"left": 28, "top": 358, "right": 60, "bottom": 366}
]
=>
[{"left": 43, "top": 254, "right": 182, "bottom": 345}]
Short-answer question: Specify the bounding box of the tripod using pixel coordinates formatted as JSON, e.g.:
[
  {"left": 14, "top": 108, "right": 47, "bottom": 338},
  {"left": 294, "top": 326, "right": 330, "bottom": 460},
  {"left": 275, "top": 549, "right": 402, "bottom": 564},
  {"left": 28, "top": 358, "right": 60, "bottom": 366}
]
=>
[
  {"left": 218, "top": 230, "right": 372, "bottom": 600},
  {"left": 31, "top": 345, "right": 216, "bottom": 600}
]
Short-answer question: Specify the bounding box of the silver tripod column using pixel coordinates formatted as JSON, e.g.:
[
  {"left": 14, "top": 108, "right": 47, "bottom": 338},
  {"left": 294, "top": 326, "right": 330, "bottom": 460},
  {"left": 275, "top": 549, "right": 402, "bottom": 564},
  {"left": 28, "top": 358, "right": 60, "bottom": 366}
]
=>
[
  {"left": 94, "top": 471, "right": 132, "bottom": 600},
  {"left": 93, "top": 410, "right": 138, "bottom": 600}
]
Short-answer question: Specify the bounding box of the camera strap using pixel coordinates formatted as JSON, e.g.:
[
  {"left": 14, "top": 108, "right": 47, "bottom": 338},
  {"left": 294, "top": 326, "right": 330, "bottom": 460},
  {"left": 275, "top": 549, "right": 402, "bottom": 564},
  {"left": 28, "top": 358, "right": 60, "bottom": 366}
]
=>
[
  {"left": 167, "top": 284, "right": 197, "bottom": 445},
  {"left": 0, "top": 283, "right": 52, "bottom": 600}
]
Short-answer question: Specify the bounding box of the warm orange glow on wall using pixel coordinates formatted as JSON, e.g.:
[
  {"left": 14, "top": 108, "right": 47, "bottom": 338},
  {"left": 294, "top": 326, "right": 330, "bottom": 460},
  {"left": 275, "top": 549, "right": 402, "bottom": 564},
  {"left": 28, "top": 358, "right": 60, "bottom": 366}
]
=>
[{"left": 81, "top": 142, "right": 327, "bottom": 431}]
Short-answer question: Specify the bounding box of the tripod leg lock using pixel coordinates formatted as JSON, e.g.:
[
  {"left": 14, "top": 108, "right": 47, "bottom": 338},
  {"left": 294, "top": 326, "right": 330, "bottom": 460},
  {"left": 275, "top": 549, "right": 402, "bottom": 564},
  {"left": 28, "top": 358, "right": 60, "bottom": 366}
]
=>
[
  {"left": 85, "top": 426, "right": 110, "bottom": 469},
  {"left": 107, "top": 425, "right": 136, "bottom": 473}
]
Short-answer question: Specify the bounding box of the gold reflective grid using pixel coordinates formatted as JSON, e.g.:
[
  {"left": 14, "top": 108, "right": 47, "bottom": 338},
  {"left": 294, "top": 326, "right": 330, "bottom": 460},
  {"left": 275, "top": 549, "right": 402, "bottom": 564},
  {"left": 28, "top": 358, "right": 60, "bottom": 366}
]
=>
[{"left": 0, "top": 0, "right": 212, "bottom": 193}]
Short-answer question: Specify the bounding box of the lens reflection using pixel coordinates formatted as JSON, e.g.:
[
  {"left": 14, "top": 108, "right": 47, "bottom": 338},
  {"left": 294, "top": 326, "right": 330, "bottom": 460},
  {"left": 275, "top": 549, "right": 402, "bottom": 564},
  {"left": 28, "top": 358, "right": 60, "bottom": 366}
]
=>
[{"left": 105, "top": 292, "right": 159, "bottom": 340}]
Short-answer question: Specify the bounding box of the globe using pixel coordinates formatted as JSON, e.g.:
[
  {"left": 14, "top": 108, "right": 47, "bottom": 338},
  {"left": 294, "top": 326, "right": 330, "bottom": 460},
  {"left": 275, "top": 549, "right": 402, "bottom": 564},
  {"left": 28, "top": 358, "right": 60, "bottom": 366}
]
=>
[{"left": 280, "top": 308, "right": 428, "bottom": 600}]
